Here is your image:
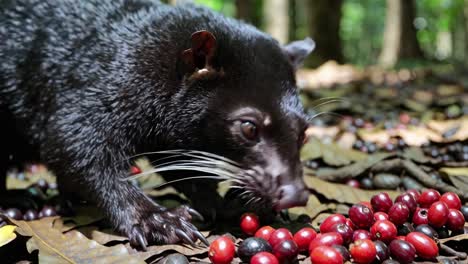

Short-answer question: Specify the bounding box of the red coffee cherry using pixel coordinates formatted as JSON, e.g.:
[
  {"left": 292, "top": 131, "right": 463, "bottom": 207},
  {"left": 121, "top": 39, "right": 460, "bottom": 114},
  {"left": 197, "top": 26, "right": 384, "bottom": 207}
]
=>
[
  {"left": 349, "top": 204, "right": 375, "bottom": 229},
  {"left": 352, "top": 230, "right": 372, "bottom": 242},
  {"left": 440, "top": 192, "right": 461, "bottom": 210},
  {"left": 406, "top": 232, "right": 438, "bottom": 260},
  {"left": 329, "top": 223, "right": 353, "bottom": 245},
  {"left": 273, "top": 240, "right": 298, "bottom": 262},
  {"left": 412, "top": 207, "right": 429, "bottom": 226},
  {"left": 371, "top": 192, "right": 393, "bottom": 213},
  {"left": 255, "top": 226, "right": 276, "bottom": 241},
  {"left": 320, "top": 214, "right": 347, "bottom": 233},
  {"left": 374, "top": 212, "right": 389, "bottom": 221},
  {"left": 389, "top": 239, "right": 416, "bottom": 264},
  {"left": 446, "top": 209, "right": 465, "bottom": 232},
  {"left": 346, "top": 179, "right": 361, "bottom": 188},
  {"left": 310, "top": 246, "right": 344, "bottom": 264},
  {"left": 428, "top": 201, "right": 449, "bottom": 228},
  {"left": 250, "top": 252, "right": 279, "bottom": 264},
  {"left": 268, "top": 228, "right": 293, "bottom": 248},
  {"left": 359, "top": 201, "right": 373, "bottom": 211},
  {"left": 395, "top": 193, "right": 417, "bottom": 213},
  {"left": 418, "top": 189, "right": 440, "bottom": 208},
  {"left": 349, "top": 239, "right": 376, "bottom": 264},
  {"left": 208, "top": 236, "right": 235, "bottom": 264},
  {"left": 406, "top": 189, "right": 420, "bottom": 201},
  {"left": 388, "top": 202, "right": 410, "bottom": 225},
  {"left": 332, "top": 245, "right": 351, "bottom": 261},
  {"left": 370, "top": 220, "right": 397, "bottom": 244},
  {"left": 240, "top": 213, "right": 260, "bottom": 235},
  {"left": 293, "top": 227, "right": 317, "bottom": 252},
  {"left": 345, "top": 218, "right": 356, "bottom": 230},
  {"left": 308, "top": 232, "right": 343, "bottom": 255}
]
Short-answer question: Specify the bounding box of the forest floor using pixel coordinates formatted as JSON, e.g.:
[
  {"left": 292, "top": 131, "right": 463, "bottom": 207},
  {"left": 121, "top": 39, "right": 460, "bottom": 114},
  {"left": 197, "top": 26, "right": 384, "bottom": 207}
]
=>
[{"left": 0, "top": 61, "right": 467, "bottom": 263}]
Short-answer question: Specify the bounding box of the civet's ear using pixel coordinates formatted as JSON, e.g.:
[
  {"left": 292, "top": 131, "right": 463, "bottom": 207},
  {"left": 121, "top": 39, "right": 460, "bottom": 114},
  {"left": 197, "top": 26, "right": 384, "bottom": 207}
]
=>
[
  {"left": 283, "top": 37, "right": 315, "bottom": 69},
  {"left": 181, "top": 30, "right": 217, "bottom": 74}
]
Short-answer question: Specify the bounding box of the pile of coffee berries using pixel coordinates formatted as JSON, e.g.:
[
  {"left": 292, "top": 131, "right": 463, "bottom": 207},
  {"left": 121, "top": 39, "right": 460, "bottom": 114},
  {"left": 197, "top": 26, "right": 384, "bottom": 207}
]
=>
[{"left": 208, "top": 190, "right": 467, "bottom": 263}]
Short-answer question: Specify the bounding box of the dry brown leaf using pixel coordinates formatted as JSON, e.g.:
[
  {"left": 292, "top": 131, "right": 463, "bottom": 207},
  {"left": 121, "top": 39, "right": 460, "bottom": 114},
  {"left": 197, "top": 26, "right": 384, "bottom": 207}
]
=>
[
  {"left": 289, "top": 195, "right": 336, "bottom": 220},
  {"left": 439, "top": 233, "right": 468, "bottom": 244},
  {"left": 11, "top": 217, "right": 150, "bottom": 264},
  {"left": 301, "top": 137, "right": 368, "bottom": 167},
  {"left": 76, "top": 226, "right": 127, "bottom": 245},
  {"left": 397, "top": 127, "right": 442, "bottom": 146},
  {"left": 336, "top": 132, "right": 358, "bottom": 149},
  {"left": 59, "top": 205, "right": 104, "bottom": 232},
  {"left": 427, "top": 117, "right": 468, "bottom": 142},
  {"left": 315, "top": 152, "right": 393, "bottom": 181},
  {"left": 145, "top": 244, "right": 208, "bottom": 257},
  {"left": 305, "top": 126, "right": 340, "bottom": 140},
  {"left": 358, "top": 129, "right": 392, "bottom": 145},
  {"left": 440, "top": 167, "right": 468, "bottom": 177},
  {"left": 402, "top": 147, "right": 430, "bottom": 163},
  {"left": 297, "top": 61, "right": 364, "bottom": 90},
  {"left": 304, "top": 176, "right": 400, "bottom": 204}
]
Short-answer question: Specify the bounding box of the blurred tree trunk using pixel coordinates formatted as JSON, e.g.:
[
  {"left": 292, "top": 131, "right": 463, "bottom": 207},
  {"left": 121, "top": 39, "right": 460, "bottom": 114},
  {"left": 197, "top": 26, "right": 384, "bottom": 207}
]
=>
[
  {"left": 235, "top": 0, "right": 252, "bottom": 22},
  {"left": 465, "top": 0, "right": 468, "bottom": 66},
  {"left": 289, "top": 0, "right": 297, "bottom": 41},
  {"left": 305, "top": 0, "right": 344, "bottom": 67},
  {"left": 379, "top": 0, "right": 423, "bottom": 67},
  {"left": 263, "top": 0, "right": 289, "bottom": 44}
]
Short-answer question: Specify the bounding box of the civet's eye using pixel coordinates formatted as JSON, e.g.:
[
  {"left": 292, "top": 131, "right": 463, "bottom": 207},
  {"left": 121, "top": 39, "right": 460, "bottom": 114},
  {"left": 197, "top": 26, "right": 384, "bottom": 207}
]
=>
[{"left": 240, "top": 121, "right": 258, "bottom": 141}]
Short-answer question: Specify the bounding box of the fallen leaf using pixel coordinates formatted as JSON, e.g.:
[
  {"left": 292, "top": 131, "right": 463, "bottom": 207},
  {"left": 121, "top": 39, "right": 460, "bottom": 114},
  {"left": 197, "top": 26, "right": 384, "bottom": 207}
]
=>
[
  {"left": 0, "top": 225, "right": 17, "bottom": 247},
  {"left": 289, "top": 195, "right": 336, "bottom": 221},
  {"left": 304, "top": 127, "right": 340, "bottom": 142},
  {"left": 315, "top": 152, "right": 393, "bottom": 181},
  {"left": 440, "top": 166, "right": 468, "bottom": 193},
  {"left": 304, "top": 176, "right": 400, "bottom": 205},
  {"left": 439, "top": 234, "right": 468, "bottom": 244},
  {"left": 440, "top": 167, "right": 468, "bottom": 176},
  {"left": 397, "top": 127, "right": 442, "bottom": 146},
  {"left": 301, "top": 137, "right": 368, "bottom": 166},
  {"left": 449, "top": 176, "right": 468, "bottom": 194},
  {"left": 60, "top": 205, "right": 104, "bottom": 232},
  {"left": 402, "top": 147, "right": 430, "bottom": 163},
  {"left": 144, "top": 244, "right": 208, "bottom": 257},
  {"left": 76, "top": 226, "right": 127, "bottom": 245},
  {"left": 297, "top": 61, "right": 365, "bottom": 90},
  {"left": 300, "top": 137, "right": 322, "bottom": 161},
  {"left": 358, "top": 129, "right": 392, "bottom": 145},
  {"left": 427, "top": 117, "right": 468, "bottom": 142},
  {"left": 336, "top": 132, "right": 357, "bottom": 149},
  {"left": 11, "top": 217, "right": 150, "bottom": 263}
]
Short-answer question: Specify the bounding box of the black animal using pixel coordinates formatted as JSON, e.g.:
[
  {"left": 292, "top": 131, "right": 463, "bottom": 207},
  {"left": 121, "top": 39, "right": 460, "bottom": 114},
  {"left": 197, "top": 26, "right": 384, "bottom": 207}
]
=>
[{"left": 0, "top": 0, "right": 314, "bottom": 249}]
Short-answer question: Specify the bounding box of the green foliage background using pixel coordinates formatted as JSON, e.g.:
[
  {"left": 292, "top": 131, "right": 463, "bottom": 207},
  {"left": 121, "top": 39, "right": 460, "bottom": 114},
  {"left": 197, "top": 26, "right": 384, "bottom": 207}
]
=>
[{"left": 190, "top": 0, "right": 465, "bottom": 67}]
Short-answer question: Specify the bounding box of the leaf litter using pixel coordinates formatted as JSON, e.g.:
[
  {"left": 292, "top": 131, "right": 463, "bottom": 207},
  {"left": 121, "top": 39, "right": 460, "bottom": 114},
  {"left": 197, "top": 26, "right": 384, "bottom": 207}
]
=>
[{"left": 1, "top": 64, "right": 467, "bottom": 263}]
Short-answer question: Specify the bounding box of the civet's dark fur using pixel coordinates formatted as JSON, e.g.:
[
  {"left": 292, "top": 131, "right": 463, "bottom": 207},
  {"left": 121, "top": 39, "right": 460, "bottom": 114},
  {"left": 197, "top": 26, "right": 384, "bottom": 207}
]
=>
[{"left": 0, "top": 0, "right": 313, "bottom": 247}]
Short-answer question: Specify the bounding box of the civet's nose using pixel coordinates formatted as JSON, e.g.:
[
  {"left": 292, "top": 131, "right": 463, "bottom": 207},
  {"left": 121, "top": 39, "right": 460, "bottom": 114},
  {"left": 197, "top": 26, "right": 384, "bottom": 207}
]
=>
[{"left": 274, "top": 183, "right": 309, "bottom": 211}]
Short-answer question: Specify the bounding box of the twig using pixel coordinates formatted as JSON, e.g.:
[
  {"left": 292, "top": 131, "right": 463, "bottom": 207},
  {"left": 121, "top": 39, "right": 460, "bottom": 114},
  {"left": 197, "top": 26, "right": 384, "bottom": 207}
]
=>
[{"left": 440, "top": 244, "right": 467, "bottom": 259}]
